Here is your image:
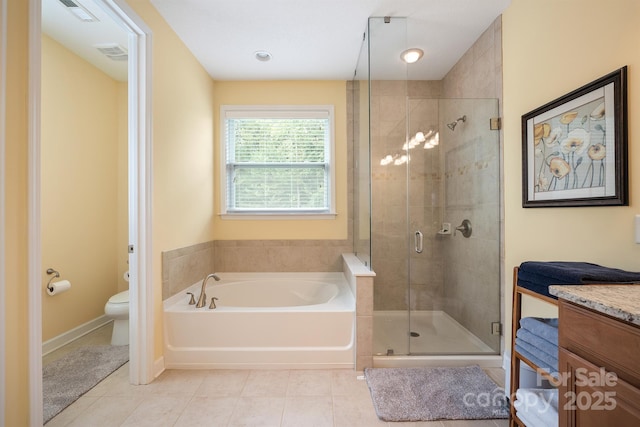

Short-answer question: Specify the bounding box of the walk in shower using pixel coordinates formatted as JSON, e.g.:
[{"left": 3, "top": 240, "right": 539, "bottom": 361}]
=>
[{"left": 352, "top": 17, "right": 502, "bottom": 366}]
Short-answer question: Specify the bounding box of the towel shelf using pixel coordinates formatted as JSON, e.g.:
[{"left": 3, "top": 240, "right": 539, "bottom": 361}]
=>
[
  {"left": 509, "top": 266, "right": 559, "bottom": 427},
  {"left": 510, "top": 263, "right": 639, "bottom": 427}
]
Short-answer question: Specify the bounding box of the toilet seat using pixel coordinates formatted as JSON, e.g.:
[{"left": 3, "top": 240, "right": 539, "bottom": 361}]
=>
[
  {"left": 108, "top": 289, "right": 129, "bottom": 304},
  {"left": 105, "top": 290, "right": 129, "bottom": 318}
]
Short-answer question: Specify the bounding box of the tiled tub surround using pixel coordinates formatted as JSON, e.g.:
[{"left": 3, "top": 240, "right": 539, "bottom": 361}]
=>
[
  {"left": 162, "top": 239, "right": 352, "bottom": 300},
  {"left": 162, "top": 241, "right": 216, "bottom": 299},
  {"left": 342, "top": 253, "right": 376, "bottom": 371}
]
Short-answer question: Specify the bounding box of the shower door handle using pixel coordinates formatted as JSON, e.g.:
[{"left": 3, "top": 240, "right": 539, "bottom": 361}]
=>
[{"left": 414, "top": 231, "right": 423, "bottom": 253}]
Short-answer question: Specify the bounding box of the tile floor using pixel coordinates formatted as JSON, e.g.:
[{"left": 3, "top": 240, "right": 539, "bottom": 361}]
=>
[{"left": 45, "top": 325, "right": 509, "bottom": 427}]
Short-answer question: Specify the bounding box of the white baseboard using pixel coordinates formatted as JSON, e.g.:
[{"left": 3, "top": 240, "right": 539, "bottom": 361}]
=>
[
  {"left": 42, "top": 315, "right": 112, "bottom": 356},
  {"left": 153, "top": 356, "right": 165, "bottom": 379}
]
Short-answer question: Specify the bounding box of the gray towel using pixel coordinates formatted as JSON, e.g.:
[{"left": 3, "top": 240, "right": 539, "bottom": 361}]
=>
[
  {"left": 514, "top": 344, "right": 558, "bottom": 378},
  {"left": 520, "top": 317, "right": 558, "bottom": 344},
  {"left": 515, "top": 338, "right": 558, "bottom": 372},
  {"left": 516, "top": 328, "right": 558, "bottom": 360}
]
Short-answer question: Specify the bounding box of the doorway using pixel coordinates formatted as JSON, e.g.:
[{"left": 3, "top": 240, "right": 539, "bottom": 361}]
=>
[{"left": 29, "top": 0, "right": 153, "bottom": 424}]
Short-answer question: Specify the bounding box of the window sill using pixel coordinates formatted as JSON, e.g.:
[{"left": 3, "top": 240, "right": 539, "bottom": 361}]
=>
[{"left": 219, "top": 212, "right": 337, "bottom": 220}]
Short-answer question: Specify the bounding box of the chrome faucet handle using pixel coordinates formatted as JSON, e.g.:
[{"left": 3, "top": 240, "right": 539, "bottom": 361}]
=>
[
  {"left": 186, "top": 292, "right": 196, "bottom": 305},
  {"left": 209, "top": 297, "right": 219, "bottom": 309},
  {"left": 454, "top": 219, "right": 472, "bottom": 238}
]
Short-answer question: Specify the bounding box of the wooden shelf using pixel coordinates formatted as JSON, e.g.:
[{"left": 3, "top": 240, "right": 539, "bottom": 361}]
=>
[{"left": 509, "top": 266, "right": 558, "bottom": 427}]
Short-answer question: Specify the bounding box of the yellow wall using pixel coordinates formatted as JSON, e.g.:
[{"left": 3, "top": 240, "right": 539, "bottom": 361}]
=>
[
  {"left": 41, "top": 35, "right": 123, "bottom": 341},
  {"left": 3, "top": 0, "right": 215, "bottom": 421},
  {"left": 213, "top": 80, "right": 348, "bottom": 240},
  {"left": 502, "top": 0, "right": 640, "bottom": 330},
  {"left": 126, "top": 0, "right": 216, "bottom": 360},
  {"left": 4, "top": 0, "right": 29, "bottom": 423}
]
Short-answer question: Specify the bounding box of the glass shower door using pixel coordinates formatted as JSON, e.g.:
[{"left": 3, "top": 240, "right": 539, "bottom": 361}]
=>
[
  {"left": 406, "top": 97, "right": 501, "bottom": 355},
  {"left": 368, "top": 16, "right": 411, "bottom": 356},
  {"left": 405, "top": 97, "right": 442, "bottom": 354}
]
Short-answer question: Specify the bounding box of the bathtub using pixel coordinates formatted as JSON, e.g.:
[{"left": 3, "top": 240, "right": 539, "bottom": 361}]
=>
[{"left": 163, "top": 272, "right": 355, "bottom": 369}]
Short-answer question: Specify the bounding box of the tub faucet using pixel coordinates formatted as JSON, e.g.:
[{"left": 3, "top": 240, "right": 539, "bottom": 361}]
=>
[{"left": 196, "top": 273, "right": 220, "bottom": 308}]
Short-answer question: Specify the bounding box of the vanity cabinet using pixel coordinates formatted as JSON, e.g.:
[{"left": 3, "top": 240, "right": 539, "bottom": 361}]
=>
[{"left": 558, "top": 299, "right": 640, "bottom": 426}]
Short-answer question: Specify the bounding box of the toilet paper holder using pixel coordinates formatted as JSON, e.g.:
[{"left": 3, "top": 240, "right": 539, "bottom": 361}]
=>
[{"left": 46, "top": 268, "right": 60, "bottom": 293}]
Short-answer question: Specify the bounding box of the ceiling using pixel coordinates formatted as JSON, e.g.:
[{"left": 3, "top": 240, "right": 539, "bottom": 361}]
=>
[
  {"left": 42, "top": 0, "right": 129, "bottom": 82},
  {"left": 42, "top": 0, "right": 512, "bottom": 82}
]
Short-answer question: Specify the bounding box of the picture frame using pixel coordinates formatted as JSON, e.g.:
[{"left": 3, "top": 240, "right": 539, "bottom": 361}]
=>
[{"left": 522, "top": 66, "right": 628, "bottom": 207}]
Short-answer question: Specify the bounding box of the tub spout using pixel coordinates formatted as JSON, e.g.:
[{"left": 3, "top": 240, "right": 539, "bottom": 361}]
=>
[{"left": 196, "top": 273, "right": 221, "bottom": 308}]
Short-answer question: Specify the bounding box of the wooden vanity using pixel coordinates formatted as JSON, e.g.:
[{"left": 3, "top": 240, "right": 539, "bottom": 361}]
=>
[{"left": 550, "top": 285, "right": 640, "bottom": 426}]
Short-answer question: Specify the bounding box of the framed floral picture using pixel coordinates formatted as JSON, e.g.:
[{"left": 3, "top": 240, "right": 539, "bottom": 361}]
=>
[{"left": 522, "top": 66, "right": 628, "bottom": 207}]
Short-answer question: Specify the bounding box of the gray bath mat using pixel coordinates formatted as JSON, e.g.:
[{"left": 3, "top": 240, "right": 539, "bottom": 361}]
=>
[
  {"left": 364, "top": 365, "right": 509, "bottom": 421},
  {"left": 43, "top": 345, "right": 129, "bottom": 424}
]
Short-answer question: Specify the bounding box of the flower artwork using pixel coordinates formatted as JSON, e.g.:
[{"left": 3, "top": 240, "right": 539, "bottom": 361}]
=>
[
  {"left": 533, "top": 99, "right": 605, "bottom": 193},
  {"left": 522, "top": 67, "right": 627, "bottom": 207}
]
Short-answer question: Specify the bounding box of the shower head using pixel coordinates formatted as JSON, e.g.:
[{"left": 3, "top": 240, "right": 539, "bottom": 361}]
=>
[{"left": 447, "top": 115, "right": 467, "bottom": 131}]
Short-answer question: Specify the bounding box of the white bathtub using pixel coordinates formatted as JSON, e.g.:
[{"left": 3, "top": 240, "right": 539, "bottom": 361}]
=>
[{"left": 163, "top": 272, "right": 355, "bottom": 369}]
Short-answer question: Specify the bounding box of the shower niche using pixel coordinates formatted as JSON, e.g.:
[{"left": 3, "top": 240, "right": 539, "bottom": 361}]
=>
[{"left": 351, "top": 17, "right": 502, "bottom": 364}]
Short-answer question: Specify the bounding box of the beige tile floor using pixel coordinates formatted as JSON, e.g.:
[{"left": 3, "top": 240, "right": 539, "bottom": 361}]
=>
[{"left": 45, "top": 326, "right": 509, "bottom": 427}]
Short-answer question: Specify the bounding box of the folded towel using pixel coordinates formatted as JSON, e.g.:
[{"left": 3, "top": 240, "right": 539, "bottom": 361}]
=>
[
  {"left": 518, "top": 270, "right": 577, "bottom": 286},
  {"left": 515, "top": 388, "right": 559, "bottom": 427},
  {"left": 516, "top": 278, "right": 559, "bottom": 300},
  {"left": 517, "top": 328, "right": 558, "bottom": 360},
  {"left": 519, "top": 261, "right": 640, "bottom": 284},
  {"left": 515, "top": 344, "right": 558, "bottom": 378},
  {"left": 520, "top": 317, "right": 559, "bottom": 344},
  {"left": 516, "top": 409, "right": 547, "bottom": 427},
  {"left": 515, "top": 338, "right": 558, "bottom": 372}
]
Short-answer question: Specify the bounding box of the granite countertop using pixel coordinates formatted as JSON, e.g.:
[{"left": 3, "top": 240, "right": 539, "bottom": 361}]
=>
[{"left": 549, "top": 284, "right": 640, "bottom": 326}]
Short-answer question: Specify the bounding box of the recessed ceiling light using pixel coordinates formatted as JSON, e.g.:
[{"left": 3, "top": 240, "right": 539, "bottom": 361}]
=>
[
  {"left": 254, "top": 51, "right": 272, "bottom": 62},
  {"left": 400, "top": 48, "right": 424, "bottom": 64}
]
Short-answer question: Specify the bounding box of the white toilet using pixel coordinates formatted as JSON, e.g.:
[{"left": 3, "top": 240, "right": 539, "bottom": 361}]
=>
[{"left": 104, "top": 289, "right": 129, "bottom": 346}]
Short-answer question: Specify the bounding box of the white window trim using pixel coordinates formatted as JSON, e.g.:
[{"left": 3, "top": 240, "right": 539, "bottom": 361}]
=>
[{"left": 219, "top": 105, "right": 336, "bottom": 220}]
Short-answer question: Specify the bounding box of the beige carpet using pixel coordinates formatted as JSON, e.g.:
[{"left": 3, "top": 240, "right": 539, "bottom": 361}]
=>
[
  {"left": 364, "top": 365, "right": 509, "bottom": 421},
  {"left": 43, "top": 345, "right": 129, "bottom": 424}
]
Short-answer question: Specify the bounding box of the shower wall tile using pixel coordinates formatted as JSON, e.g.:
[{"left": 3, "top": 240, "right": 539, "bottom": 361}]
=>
[
  {"left": 379, "top": 96, "right": 407, "bottom": 123},
  {"left": 438, "top": 16, "right": 502, "bottom": 353},
  {"left": 407, "top": 80, "right": 443, "bottom": 98},
  {"left": 443, "top": 18, "right": 502, "bottom": 100},
  {"left": 371, "top": 80, "right": 407, "bottom": 96}
]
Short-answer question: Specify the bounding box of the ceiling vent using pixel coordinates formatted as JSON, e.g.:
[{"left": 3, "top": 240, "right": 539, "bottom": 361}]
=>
[
  {"left": 58, "top": 0, "right": 99, "bottom": 22},
  {"left": 94, "top": 44, "right": 128, "bottom": 62}
]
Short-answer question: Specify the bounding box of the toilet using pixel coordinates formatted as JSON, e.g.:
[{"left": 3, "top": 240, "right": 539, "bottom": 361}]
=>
[{"left": 104, "top": 289, "right": 129, "bottom": 346}]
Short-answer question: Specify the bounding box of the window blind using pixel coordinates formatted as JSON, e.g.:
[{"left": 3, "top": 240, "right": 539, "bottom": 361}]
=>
[{"left": 224, "top": 114, "right": 331, "bottom": 213}]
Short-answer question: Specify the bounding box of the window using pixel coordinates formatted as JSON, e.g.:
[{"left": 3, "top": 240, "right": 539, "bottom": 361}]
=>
[{"left": 220, "top": 105, "right": 335, "bottom": 218}]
